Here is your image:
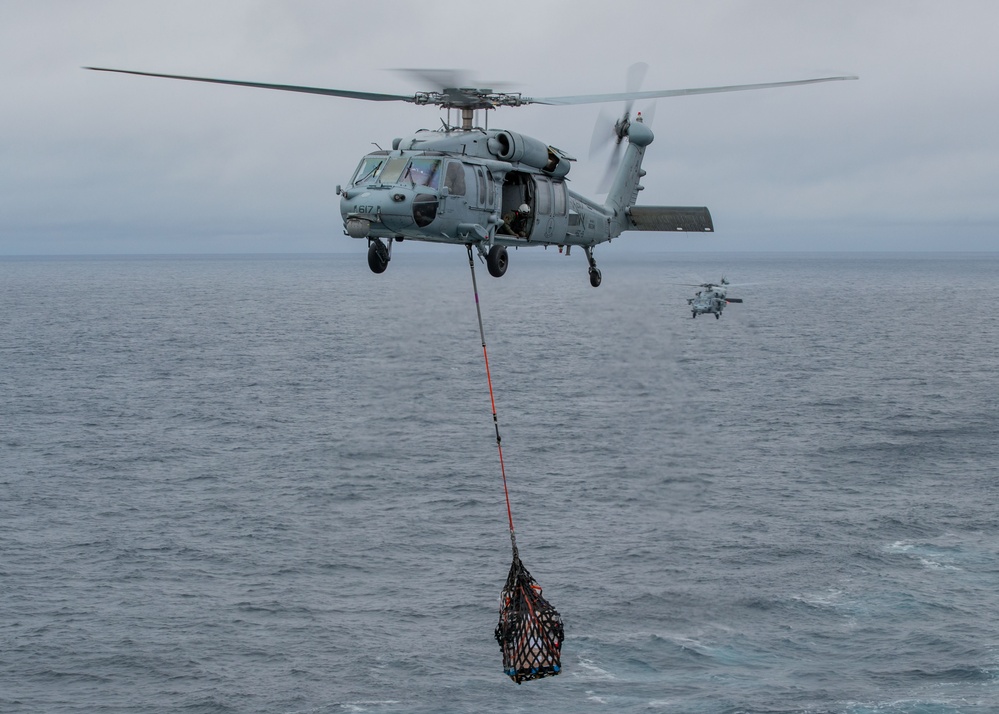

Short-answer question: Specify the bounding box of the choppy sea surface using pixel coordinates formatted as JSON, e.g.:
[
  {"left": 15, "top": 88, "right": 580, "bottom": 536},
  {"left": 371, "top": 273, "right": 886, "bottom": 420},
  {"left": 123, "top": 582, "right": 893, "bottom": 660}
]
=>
[{"left": 2, "top": 250, "right": 998, "bottom": 714}]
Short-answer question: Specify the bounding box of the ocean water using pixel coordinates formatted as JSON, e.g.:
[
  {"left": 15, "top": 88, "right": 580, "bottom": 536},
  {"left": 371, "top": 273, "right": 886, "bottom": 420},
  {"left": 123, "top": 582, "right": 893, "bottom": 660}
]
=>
[{"left": 2, "top": 249, "right": 998, "bottom": 713}]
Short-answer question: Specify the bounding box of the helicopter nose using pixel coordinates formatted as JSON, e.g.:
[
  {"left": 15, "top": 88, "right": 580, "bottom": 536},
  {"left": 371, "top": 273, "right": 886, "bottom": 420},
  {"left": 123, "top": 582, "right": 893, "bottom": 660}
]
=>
[
  {"left": 340, "top": 189, "right": 408, "bottom": 234},
  {"left": 379, "top": 191, "right": 415, "bottom": 232},
  {"left": 380, "top": 188, "right": 440, "bottom": 231},
  {"left": 340, "top": 187, "right": 440, "bottom": 236}
]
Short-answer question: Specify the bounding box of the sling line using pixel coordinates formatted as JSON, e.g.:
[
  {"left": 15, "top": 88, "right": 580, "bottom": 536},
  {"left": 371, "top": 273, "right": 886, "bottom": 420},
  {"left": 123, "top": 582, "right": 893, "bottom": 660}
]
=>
[
  {"left": 465, "top": 245, "right": 517, "bottom": 551},
  {"left": 466, "top": 244, "right": 564, "bottom": 684}
]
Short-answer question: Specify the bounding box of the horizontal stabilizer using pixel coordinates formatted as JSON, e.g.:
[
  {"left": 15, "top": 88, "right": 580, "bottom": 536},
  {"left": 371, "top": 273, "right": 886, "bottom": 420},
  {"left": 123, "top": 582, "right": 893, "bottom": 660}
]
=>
[
  {"left": 626, "top": 206, "right": 713, "bottom": 232},
  {"left": 726, "top": 298, "right": 744, "bottom": 303}
]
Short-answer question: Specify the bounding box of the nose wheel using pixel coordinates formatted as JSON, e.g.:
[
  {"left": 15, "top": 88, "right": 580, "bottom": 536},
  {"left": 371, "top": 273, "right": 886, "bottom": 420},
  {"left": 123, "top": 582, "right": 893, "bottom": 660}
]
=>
[{"left": 584, "top": 246, "right": 602, "bottom": 287}]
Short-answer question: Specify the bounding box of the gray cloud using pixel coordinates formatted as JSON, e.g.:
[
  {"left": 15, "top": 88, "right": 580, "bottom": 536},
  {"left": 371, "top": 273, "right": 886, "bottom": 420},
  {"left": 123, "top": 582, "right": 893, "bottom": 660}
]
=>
[{"left": 2, "top": 0, "right": 997, "bottom": 254}]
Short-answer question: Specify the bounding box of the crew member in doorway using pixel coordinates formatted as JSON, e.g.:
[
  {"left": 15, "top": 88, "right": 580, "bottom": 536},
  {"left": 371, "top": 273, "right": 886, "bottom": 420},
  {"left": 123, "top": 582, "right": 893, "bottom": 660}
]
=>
[{"left": 499, "top": 204, "right": 531, "bottom": 237}]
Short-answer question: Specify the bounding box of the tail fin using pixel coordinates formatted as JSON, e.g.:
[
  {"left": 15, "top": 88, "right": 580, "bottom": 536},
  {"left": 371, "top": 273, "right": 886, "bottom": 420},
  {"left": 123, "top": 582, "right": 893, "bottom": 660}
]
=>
[
  {"left": 602, "top": 116, "right": 714, "bottom": 236},
  {"left": 603, "top": 115, "right": 655, "bottom": 221}
]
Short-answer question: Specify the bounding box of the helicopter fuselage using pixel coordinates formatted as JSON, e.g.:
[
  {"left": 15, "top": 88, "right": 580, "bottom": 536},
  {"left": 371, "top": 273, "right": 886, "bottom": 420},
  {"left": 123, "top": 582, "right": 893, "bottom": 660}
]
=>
[
  {"left": 687, "top": 280, "right": 741, "bottom": 319},
  {"left": 338, "top": 119, "right": 713, "bottom": 286},
  {"left": 337, "top": 126, "right": 634, "bottom": 250}
]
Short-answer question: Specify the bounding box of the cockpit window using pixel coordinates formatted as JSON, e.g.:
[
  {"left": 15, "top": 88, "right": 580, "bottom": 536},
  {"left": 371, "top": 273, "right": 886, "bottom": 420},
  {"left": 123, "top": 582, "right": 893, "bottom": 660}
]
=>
[
  {"left": 403, "top": 158, "right": 441, "bottom": 189},
  {"left": 351, "top": 156, "right": 385, "bottom": 186},
  {"left": 444, "top": 161, "right": 466, "bottom": 196},
  {"left": 378, "top": 157, "right": 409, "bottom": 185}
]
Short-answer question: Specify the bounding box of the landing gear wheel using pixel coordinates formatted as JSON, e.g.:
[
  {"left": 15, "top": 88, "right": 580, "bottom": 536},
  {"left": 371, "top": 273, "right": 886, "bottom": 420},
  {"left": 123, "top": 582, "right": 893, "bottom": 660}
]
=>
[
  {"left": 486, "top": 245, "right": 509, "bottom": 278},
  {"left": 692, "top": 312, "right": 697, "bottom": 319},
  {"left": 584, "top": 246, "right": 601, "bottom": 288},
  {"left": 367, "top": 239, "right": 389, "bottom": 274},
  {"left": 715, "top": 313, "right": 721, "bottom": 319}
]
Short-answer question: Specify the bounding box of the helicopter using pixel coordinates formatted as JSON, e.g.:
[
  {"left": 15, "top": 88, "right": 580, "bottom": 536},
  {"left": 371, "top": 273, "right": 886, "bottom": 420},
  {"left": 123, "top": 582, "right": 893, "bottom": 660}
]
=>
[
  {"left": 84, "top": 65, "right": 856, "bottom": 287},
  {"left": 685, "top": 278, "right": 743, "bottom": 319}
]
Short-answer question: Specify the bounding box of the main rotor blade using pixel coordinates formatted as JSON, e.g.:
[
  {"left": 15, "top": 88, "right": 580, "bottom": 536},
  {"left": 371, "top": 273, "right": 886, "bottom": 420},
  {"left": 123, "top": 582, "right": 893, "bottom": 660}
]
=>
[
  {"left": 526, "top": 75, "right": 858, "bottom": 106},
  {"left": 83, "top": 67, "right": 417, "bottom": 103},
  {"left": 393, "top": 68, "right": 470, "bottom": 91},
  {"left": 391, "top": 68, "right": 515, "bottom": 93}
]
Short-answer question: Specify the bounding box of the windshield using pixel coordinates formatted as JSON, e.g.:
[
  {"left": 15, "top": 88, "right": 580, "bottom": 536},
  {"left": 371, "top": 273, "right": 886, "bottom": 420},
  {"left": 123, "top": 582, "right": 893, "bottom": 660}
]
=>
[
  {"left": 402, "top": 158, "right": 441, "bottom": 189},
  {"left": 351, "top": 155, "right": 443, "bottom": 189},
  {"left": 377, "top": 157, "right": 409, "bottom": 185},
  {"left": 350, "top": 155, "right": 387, "bottom": 186}
]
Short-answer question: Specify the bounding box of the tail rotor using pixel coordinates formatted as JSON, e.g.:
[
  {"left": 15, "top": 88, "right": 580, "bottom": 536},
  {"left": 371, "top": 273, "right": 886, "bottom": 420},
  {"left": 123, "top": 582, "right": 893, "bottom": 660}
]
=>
[{"left": 589, "top": 62, "right": 650, "bottom": 193}]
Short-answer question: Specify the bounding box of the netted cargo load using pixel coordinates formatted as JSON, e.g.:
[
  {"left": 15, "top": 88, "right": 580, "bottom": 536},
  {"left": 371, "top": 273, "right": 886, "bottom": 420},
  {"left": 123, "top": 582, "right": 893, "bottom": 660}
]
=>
[{"left": 494, "top": 549, "right": 564, "bottom": 683}]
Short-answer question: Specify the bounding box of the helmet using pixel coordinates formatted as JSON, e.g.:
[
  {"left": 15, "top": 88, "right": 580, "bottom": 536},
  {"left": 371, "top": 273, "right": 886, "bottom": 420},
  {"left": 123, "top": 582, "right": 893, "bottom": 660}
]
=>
[{"left": 518, "top": 203, "right": 530, "bottom": 214}]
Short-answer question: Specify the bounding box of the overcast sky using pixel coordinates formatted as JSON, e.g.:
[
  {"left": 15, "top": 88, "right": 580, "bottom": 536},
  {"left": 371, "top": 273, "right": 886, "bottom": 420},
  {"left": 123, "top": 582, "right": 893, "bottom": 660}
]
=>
[{"left": 2, "top": 0, "right": 997, "bottom": 254}]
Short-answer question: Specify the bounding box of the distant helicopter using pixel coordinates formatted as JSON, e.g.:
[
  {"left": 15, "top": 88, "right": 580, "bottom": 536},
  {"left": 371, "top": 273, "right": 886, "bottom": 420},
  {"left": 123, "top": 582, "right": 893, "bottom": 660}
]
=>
[
  {"left": 84, "top": 65, "right": 856, "bottom": 287},
  {"left": 685, "top": 278, "right": 743, "bottom": 319}
]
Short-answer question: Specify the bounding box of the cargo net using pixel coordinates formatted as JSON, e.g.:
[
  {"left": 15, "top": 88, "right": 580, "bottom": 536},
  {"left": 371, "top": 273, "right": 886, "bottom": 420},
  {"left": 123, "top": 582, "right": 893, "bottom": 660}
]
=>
[{"left": 494, "top": 550, "right": 564, "bottom": 684}]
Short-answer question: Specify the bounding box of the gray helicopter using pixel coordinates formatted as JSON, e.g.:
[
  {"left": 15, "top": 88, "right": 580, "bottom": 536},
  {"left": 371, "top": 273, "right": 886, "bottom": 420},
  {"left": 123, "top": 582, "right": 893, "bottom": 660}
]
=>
[
  {"left": 685, "top": 278, "right": 743, "bottom": 319},
  {"left": 84, "top": 65, "right": 856, "bottom": 287}
]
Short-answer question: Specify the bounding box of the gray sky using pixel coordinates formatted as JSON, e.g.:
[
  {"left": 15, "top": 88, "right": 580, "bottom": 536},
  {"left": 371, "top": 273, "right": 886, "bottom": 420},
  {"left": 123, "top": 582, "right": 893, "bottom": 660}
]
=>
[{"left": 2, "top": 0, "right": 997, "bottom": 254}]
